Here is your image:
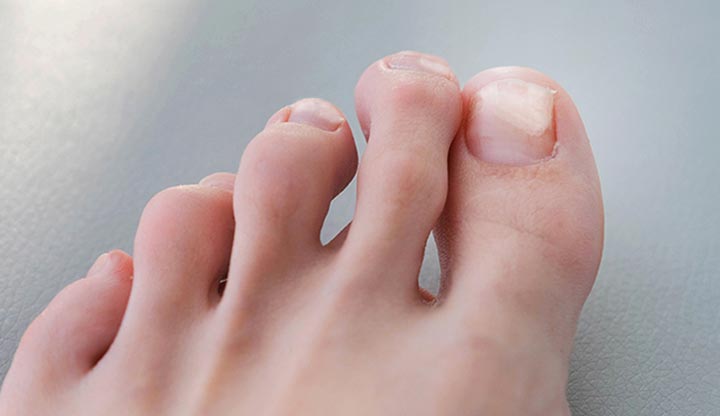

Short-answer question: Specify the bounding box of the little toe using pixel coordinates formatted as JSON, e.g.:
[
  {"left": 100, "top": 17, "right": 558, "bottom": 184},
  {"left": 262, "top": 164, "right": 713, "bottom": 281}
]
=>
[
  {"left": 2, "top": 250, "right": 132, "bottom": 396},
  {"left": 435, "top": 67, "right": 603, "bottom": 352},
  {"left": 347, "top": 51, "right": 462, "bottom": 294}
]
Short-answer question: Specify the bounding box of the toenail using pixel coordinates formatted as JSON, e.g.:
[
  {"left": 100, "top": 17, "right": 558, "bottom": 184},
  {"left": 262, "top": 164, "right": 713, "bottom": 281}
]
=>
[
  {"left": 384, "top": 52, "right": 454, "bottom": 80},
  {"left": 264, "top": 106, "right": 291, "bottom": 128},
  {"left": 286, "top": 99, "right": 344, "bottom": 132},
  {"left": 199, "top": 173, "right": 235, "bottom": 192},
  {"left": 87, "top": 252, "right": 112, "bottom": 277},
  {"left": 466, "top": 78, "right": 557, "bottom": 165}
]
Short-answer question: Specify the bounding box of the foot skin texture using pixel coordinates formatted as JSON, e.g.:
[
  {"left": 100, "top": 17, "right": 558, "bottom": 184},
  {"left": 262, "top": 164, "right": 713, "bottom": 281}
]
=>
[{"left": 0, "top": 51, "right": 603, "bottom": 416}]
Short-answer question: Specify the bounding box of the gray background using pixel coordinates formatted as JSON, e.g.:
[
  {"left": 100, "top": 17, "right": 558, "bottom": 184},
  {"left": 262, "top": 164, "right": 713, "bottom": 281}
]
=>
[{"left": 1, "top": 1, "right": 718, "bottom": 414}]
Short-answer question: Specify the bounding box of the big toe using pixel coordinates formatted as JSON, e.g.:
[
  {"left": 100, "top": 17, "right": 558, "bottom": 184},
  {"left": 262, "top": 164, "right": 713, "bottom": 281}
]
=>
[{"left": 435, "top": 67, "right": 604, "bottom": 354}]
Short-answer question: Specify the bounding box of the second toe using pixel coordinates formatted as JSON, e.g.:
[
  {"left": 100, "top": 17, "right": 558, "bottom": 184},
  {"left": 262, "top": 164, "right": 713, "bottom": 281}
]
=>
[{"left": 344, "top": 51, "right": 463, "bottom": 298}]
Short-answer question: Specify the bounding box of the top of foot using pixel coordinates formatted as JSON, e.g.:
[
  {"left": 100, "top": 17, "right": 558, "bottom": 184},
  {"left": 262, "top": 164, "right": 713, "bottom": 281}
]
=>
[{"left": 0, "top": 51, "right": 602, "bottom": 416}]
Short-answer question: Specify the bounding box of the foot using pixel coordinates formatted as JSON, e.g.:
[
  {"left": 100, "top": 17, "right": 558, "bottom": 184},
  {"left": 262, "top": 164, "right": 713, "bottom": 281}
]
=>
[{"left": 0, "top": 51, "right": 602, "bottom": 415}]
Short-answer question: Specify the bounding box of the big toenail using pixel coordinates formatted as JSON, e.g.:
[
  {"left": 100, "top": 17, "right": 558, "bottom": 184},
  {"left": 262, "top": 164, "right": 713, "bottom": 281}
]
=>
[
  {"left": 287, "top": 98, "right": 344, "bottom": 132},
  {"left": 384, "top": 52, "right": 454, "bottom": 80},
  {"left": 467, "top": 78, "right": 557, "bottom": 165}
]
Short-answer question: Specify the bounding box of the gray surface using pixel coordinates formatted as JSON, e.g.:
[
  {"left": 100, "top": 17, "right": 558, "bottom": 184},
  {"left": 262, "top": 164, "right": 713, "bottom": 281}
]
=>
[{"left": 1, "top": 1, "right": 719, "bottom": 414}]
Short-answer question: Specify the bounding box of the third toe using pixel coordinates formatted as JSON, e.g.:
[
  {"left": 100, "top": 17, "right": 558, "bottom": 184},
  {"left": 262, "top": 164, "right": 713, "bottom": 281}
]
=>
[{"left": 226, "top": 99, "right": 357, "bottom": 298}]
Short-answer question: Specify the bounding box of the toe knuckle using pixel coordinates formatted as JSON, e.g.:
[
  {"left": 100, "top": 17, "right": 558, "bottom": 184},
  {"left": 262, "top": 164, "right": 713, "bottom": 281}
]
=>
[
  {"left": 241, "top": 132, "right": 297, "bottom": 179},
  {"left": 379, "top": 151, "right": 444, "bottom": 209},
  {"left": 144, "top": 187, "right": 201, "bottom": 223},
  {"left": 482, "top": 167, "right": 603, "bottom": 277},
  {"left": 383, "top": 76, "right": 458, "bottom": 114},
  {"left": 239, "top": 138, "right": 302, "bottom": 213},
  {"left": 527, "top": 186, "right": 603, "bottom": 275},
  {"left": 141, "top": 186, "right": 230, "bottom": 240},
  {"left": 21, "top": 280, "right": 85, "bottom": 347}
]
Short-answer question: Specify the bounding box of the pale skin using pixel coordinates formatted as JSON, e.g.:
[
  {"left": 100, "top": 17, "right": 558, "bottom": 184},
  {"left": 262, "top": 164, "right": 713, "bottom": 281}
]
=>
[{"left": 0, "top": 51, "right": 603, "bottom": 415}]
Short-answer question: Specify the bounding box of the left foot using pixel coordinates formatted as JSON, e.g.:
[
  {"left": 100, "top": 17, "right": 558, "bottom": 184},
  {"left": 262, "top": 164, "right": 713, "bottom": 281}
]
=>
[{"left": 0, "top": 51, "right": 603, "bottom": 415}]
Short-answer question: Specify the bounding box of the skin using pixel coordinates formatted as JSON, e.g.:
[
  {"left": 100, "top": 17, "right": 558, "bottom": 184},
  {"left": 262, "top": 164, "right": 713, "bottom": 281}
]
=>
[{"left": 0, "top": 51, "right": 603, "bottom": 416}]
